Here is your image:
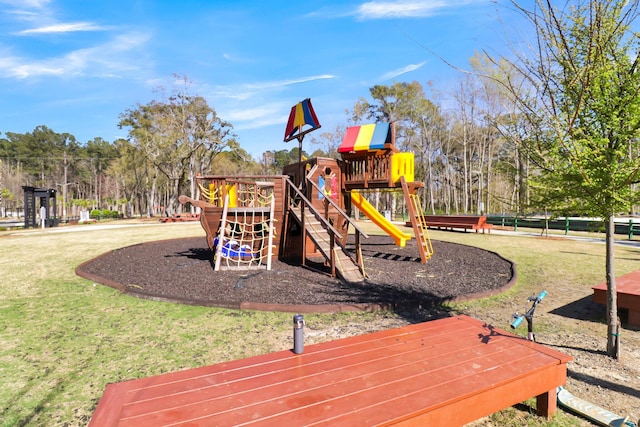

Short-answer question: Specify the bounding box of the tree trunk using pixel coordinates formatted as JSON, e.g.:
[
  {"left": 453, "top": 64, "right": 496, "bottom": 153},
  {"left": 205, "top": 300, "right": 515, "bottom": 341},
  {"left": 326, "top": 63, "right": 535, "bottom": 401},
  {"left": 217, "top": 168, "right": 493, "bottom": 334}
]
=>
[
  {"left": 463, "top": 130, "right": 469, "bottom": 213},
  {"left": 426, "top": 143, "right": 436, "bottom": 214},
  {"left": 189, "top": 157, "right": 197, "bottom": 214},
  {"left": 605, "top": 215, "right": 619, "bottom": 358},
  {"left": 148, "top": 169, "right": 158, "bottom": 217},
  {"left": 517, "top": 146, "right": 526, "bottom": 215}
]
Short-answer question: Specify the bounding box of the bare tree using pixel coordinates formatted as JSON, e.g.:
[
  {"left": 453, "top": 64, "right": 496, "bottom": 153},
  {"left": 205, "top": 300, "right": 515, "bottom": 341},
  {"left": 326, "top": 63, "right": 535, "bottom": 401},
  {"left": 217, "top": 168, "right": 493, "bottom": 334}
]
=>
[{"left": 486, "top": 0, "right": 640, "bottom": 357}]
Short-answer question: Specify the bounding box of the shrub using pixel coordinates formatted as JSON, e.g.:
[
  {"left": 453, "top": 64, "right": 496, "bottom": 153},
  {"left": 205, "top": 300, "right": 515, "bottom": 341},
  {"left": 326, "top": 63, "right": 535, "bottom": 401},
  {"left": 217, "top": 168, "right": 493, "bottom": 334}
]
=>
[{"left": 89, "top": 209, "right": 121, "bottom": 219}]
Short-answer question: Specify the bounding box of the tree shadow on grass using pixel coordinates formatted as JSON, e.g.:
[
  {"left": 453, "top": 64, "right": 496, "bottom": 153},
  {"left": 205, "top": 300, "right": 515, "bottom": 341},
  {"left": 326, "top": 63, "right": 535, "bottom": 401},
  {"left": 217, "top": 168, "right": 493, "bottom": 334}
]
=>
[
  {"left": 568, "top": 369, "right": 640, "bottom": 400},
  {"left": 549, "top": 294, "right": 639, "bottom": 333},
  {"left": 549, "top": 295, "right": 606, "bottom": 324}
]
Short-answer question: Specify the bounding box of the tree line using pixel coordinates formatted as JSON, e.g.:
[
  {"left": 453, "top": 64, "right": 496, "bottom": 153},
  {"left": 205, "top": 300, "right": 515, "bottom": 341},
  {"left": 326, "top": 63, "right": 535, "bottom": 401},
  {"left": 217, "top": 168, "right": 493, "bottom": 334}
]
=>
[
  {"left": 0, "top": 78, "right": 311, "bottom": 218},
  {"left": 0, "top": 70, "right": 510, "bottom": 219}
]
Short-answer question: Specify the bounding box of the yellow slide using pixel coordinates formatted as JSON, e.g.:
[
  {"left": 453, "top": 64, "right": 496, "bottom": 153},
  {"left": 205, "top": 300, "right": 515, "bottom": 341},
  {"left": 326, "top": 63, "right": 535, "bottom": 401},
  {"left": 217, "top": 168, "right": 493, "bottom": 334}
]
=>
[{"left": 350, "top": 190, "right": 411, "bottom": 247}]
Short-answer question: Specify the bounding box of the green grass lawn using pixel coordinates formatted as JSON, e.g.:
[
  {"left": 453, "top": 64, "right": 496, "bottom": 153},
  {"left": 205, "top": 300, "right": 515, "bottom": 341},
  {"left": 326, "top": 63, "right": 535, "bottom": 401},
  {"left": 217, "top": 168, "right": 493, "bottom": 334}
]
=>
[{"left": 1, "top": 221, "right": 639, "bottom": 426}]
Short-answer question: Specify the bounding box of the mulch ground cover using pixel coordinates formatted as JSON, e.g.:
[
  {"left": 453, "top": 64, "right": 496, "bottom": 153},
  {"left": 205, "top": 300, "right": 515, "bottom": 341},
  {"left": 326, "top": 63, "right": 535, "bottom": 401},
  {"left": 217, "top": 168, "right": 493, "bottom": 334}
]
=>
[{"left": 76, "top": 235, "right": 516, "bottom": 312}]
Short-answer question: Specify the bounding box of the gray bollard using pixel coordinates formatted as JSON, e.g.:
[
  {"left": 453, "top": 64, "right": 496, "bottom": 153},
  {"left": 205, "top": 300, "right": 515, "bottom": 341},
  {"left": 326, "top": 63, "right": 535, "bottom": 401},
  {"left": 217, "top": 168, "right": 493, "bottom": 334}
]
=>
[{"left": 293, "top": 314, "right": 305, "bottom": 354}]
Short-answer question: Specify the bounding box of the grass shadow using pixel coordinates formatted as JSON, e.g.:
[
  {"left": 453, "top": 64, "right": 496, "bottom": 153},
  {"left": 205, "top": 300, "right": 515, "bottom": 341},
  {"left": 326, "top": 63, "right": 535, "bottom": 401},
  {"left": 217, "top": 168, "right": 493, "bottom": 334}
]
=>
[
  {"left": 549, "top": 295, "right": 606, "bottom": 323},
  {"left": 568, "top": 369, "right": 640, "bottom": 400}
]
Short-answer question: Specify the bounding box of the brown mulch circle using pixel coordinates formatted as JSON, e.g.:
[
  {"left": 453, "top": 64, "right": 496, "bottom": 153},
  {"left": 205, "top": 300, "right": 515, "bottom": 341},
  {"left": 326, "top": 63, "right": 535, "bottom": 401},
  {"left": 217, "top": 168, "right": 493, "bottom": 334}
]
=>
[{"left": 76, "top": 235, "right": 517, "bottom": 313}]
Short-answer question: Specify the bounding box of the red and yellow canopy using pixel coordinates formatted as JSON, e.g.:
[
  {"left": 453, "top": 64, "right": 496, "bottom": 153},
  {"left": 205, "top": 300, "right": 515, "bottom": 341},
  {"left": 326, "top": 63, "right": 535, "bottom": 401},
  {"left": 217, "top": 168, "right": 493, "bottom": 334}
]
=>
[{"left": 338, "top": 123, "right": 393, "bottom": 153}]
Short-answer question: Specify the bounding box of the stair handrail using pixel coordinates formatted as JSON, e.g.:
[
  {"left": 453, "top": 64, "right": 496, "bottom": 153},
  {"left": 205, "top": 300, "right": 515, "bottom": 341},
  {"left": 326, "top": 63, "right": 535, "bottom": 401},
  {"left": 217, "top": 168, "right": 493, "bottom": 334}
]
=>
[
  {"left": 285, "top": 176, "right": 342, "bottom": 277},
  {"left": 284, "top": 177, "right": 343, "bottom": 239},
  {"left": 302, "top": 176, "right": 367, "bottom": 275},
  {"left": 305, "top": 176, "right": 369, "bottom": 240}
]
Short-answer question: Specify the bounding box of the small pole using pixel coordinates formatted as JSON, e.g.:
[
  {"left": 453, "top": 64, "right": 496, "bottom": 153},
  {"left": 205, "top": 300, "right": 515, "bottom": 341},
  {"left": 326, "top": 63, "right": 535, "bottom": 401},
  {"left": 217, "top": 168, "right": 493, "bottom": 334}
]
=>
[
  {"left": 293, "top": 314, "right": 305, "bottom": 354},
  {"left": 525, "top": 313, "right": 535, "bottom": 342},
  {"left": 614, "top": 317, "right": 621, "bottom": 359},
  {"left": 40, "top": 205, "right": 46, "bottom": 229}
]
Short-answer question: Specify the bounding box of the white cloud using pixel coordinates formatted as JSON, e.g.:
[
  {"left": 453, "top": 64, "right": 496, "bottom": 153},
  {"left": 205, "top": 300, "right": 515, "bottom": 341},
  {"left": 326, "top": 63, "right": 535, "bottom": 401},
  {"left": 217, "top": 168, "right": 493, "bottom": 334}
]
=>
[
  {"left": 244, "top": 74, "right": 336, "bottom": 90},
  {"left": 0, "top": 0, "right": 50, "bottom": 8},
  {"left": 235, "top": 113, "right": 289, "bottom": 130},
  {"left": 2, "top": 0, "right": 107, "bottom": 36},
  {"left": 1, "top": 0, "right": 53, "bottom": 26},
  {"left": 222, "top": 52, "right": 254, "bottom": 63},
  {"left": 210, "top": 74, "right": 336, "bottom": 103},
  {"left": 357, "top": 1, "right": 444, "bottom": 19},
  {"left": 355, "top": 0, "right": 477, "bottom": 20},
  {"left": 5, "top": 9, "right": 42, "bottom": 22},
  {"left": 207, "top": 75, "right": 336, "bottom": 132},
  {"left": 224, "top": 103, "right": 284, "bottom": 123},
  {"left": 0, "top": 31, "right": 151, "bottom": 79},
  {"left": 379, "top": 61, "right": 426, "bottom": 80},
  {"left": 0, "top": 58, "right": 63, "bottom": 78},
  {"left": 18, "top": 22, "right": 109, "bottom": 35}
]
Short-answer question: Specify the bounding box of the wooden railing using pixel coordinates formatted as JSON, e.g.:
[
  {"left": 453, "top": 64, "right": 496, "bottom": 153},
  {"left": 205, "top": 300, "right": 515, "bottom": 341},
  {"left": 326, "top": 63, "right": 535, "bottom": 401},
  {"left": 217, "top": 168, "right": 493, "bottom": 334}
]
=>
[
  {"left": 285, "top": 177, "right": 366, "bottom": 277},
  {"left": 341, "top": 152, "right": 393, "bottom": 189},
  {"left": 195, "top": 175, "right": 281, "bottom": 208},
  {"left": 305, "top": 176, "right": 368, "bottom": 269}
]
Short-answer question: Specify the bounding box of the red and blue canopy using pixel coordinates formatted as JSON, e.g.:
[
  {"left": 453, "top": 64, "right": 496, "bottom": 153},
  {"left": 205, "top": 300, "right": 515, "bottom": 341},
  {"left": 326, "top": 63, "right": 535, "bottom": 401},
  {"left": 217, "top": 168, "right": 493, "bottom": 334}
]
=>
[
  {"left": 338, "top": 123, "right": 393, "bottom": 153},
  {"left": 283, "top": 98, "right": 321, "bottom": 142}
]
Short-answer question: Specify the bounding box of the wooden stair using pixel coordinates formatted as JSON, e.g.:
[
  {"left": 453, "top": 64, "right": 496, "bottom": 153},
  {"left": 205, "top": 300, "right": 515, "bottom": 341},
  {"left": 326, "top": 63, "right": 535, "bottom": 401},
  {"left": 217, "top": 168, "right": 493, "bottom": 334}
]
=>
[
  {"left": 290, "top": 206, "right": 365, "bottom": 283},
  {"left": 401, "top": 176, "right": 433, "bottom": 263}
]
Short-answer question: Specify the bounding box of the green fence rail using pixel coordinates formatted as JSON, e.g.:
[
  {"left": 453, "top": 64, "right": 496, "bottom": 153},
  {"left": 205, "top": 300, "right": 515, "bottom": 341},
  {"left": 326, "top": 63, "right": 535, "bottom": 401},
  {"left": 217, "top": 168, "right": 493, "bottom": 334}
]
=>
[{"left": 486, "top": 216, "right": 640, "bottom": 240}]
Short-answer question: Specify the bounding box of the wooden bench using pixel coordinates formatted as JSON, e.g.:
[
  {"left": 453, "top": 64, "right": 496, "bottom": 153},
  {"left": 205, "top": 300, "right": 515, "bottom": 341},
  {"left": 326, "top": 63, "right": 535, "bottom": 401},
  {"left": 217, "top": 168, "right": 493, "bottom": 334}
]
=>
[
  {"left": 419, "top": 215, "right": 493, "bottom": 233},
  {"left": 593, "top": 269, "right": 640, "bottom": 328},
  {"left": 89, "top": 315, "right": 571, "bottom": 426},
  {"left": 159, "top": 213, "right": 200, "bottom": 223}
]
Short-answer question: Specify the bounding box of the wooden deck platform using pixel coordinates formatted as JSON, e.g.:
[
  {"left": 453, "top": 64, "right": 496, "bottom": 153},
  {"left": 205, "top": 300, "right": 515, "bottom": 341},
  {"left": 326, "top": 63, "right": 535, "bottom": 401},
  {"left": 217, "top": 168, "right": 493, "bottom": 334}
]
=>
[
  {"left": 89, "top": 315, "right": 571, "bottom": 427},
  {"left": 593, "top": 269, "right": 640, "bottom": 328}
]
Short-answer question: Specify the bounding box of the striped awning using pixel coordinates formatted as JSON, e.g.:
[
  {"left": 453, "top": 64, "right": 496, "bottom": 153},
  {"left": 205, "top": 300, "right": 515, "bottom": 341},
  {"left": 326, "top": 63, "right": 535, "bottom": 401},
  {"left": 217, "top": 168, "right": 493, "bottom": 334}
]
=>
[{"left": 338, "top": 123, "right": 393, "bottom": 153}]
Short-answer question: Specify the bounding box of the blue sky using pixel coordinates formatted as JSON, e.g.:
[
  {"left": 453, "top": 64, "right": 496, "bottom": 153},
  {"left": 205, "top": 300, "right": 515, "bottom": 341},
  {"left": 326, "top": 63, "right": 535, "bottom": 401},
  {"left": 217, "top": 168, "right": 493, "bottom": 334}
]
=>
[{"left": 0, "top": 0, "right": 527, "bottom": 159}]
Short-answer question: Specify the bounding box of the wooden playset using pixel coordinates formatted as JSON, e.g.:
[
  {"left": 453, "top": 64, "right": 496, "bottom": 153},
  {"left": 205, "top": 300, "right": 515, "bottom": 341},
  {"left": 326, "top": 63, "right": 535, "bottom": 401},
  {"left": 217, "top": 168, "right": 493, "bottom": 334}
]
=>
[{"left": 179, "top": 120, "right": 433, "bottom": 283}]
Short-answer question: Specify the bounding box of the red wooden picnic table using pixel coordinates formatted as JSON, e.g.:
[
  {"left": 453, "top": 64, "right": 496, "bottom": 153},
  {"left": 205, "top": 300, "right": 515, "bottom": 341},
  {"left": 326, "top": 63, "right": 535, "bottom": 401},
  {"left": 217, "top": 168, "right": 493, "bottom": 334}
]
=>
[
  {"left": 89, "top": 315, "right": 571, "bottom": 426},
  {"left": 593, "top": 269, "right": 640, "bottom": 328}
]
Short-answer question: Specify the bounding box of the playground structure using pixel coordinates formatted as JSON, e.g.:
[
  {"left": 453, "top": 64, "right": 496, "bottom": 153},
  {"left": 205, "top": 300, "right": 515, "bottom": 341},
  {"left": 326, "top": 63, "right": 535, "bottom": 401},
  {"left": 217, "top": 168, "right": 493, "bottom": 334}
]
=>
[
  {"left": 337, "top": 121, "right": 432, "bottom": 261},
  {"left": 179, "top": 121, "right": 433, "bottom": 283}
]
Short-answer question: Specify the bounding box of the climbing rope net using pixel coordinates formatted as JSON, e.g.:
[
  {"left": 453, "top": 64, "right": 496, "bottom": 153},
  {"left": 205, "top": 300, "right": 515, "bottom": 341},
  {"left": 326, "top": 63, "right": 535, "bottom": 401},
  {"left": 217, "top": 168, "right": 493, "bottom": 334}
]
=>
[{"left": 213, "top": 192, "right": 276, "bottom": 271}]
